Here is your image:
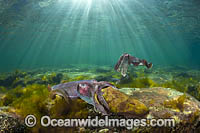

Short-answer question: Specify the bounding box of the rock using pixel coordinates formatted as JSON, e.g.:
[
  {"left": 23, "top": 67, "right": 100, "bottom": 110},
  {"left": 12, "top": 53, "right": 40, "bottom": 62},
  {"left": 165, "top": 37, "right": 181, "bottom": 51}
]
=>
[
  {"left": 119, "top": 87, "right": 200, "bottom": 132},
  {"left": 0, "top": 111, "right": 27, "bottom": 132},
  {"left": 102, "top": 87, "right": 149, "bottom": 117}
]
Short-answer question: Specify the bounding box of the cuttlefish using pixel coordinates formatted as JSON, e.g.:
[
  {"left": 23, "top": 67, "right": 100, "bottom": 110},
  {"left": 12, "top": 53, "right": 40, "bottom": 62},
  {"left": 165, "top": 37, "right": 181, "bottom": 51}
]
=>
[
  {"left": 115, "top": 53, "right": 153, "bottom": 77},
  {"left": 49, "top": 80, "right": 116, "bottom": 115},
  {"left": 49, "top": 80, "right": 149, "bottom": 117}
]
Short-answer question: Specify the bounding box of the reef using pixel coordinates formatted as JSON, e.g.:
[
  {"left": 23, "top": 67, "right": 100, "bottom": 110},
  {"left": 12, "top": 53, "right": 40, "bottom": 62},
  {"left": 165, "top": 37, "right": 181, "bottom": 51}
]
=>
[{"left": 0, "top": 65, "right": 200, "bottom": 132}]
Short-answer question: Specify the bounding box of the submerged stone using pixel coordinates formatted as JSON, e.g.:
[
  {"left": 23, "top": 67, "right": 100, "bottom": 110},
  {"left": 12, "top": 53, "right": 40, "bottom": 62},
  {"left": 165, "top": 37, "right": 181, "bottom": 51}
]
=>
[
  {"left": 0, "top": 111, "right": 27, "bottom": 132},
  {"left": 101, "top": 87, "right": 149, "bottom": 117},
  {"left": 119, "top": 87, "right": 200, "bottom": 132}
]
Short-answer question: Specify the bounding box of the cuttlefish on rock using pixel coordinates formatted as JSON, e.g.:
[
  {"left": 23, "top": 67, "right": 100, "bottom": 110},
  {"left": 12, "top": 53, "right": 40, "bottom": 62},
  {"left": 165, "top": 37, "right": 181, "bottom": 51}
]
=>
[
  {"left": 49, "top": 80, "right": 149, "bottom": 117},
  {"left": 49, "top": 80, "right": 115, "bottom": 115}
]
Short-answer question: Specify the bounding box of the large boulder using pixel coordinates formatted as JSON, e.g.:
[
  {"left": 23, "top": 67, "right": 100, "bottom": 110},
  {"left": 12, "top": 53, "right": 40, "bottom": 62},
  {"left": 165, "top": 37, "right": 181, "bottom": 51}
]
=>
[
  {"left": 102, "top": 87, "right": 149, "bottom": 117},
  {"left": 119, "top": 87, "right": 200, "bottom": 132}
]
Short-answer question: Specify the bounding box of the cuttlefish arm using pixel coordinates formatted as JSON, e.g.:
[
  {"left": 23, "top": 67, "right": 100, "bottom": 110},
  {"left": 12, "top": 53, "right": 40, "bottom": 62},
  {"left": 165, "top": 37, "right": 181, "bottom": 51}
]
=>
[
  {"left": 114, "top": 53, "right": 129, "bottom": 77},
  {"left": 77, "top": 82, "right": 112, "bottom": 115},
  {"left": 96, "top": 85, "right": 111, "bottom": 114},
  {"left": 114, "top": 54, "right": 127, "bottom": 71},
  {"left": 92, "top": 85, "right": 110, "bottom": 115}
]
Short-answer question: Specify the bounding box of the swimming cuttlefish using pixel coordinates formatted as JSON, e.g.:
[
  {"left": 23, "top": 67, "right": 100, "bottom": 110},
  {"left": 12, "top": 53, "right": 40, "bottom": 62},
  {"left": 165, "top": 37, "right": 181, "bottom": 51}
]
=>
[
  {"left": 115, "top": 53, "right": 153, "bottom": 77},
  {"left": 48, "top": 80, "right": 116, "bottom": 115}
]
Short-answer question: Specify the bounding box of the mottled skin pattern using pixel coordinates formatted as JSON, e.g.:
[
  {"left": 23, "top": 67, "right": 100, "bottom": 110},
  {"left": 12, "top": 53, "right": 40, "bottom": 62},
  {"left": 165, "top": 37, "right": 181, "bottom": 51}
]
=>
[
  {"left": 50, "top": 80, "right": 116, "bottom": 115},
  {"left": 115, "top": 53, "right": 153, "bottom": 77}
]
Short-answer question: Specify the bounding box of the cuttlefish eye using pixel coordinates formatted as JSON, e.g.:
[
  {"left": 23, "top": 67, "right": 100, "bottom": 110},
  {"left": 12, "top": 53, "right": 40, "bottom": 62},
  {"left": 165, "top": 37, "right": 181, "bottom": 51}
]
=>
[
  {"left": 77, "top": 83, "right": 91, "bottom": 97},
  {"left": 79, "top": 84, "right": 87, "bottom": 88}
]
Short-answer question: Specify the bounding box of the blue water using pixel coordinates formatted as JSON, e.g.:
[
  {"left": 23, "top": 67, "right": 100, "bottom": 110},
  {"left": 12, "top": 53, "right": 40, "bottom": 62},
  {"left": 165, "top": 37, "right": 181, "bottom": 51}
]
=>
[{"left": 0, "top": 0, "right": 200, "bottom": 72}]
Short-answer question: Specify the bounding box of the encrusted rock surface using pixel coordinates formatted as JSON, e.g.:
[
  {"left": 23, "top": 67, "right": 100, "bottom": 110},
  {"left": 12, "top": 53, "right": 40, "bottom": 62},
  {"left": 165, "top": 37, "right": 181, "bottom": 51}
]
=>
[
  {"left": 0, "top": 110, "right": 27, "bottom": 132},
  {"left": 102, "top": 87, "right": 149, "bottom": 117},
  {"left": 119, "top": 87, "right": 200, "bottom": 132}
]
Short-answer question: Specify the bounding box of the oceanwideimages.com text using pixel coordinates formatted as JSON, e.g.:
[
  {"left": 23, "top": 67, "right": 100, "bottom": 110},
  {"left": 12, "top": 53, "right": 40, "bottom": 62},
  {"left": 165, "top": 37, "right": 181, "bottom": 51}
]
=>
[{"left": 25, "top": 115, "right": 175, "bottom": 129}]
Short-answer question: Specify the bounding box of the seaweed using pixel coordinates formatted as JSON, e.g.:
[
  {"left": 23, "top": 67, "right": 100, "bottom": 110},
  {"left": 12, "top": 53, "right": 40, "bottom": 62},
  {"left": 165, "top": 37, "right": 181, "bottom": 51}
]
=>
[
  {"left": 163, "top": 94, "right": 187, "bottom": 112},
  {"left": 0, "top": 86, "right": 7, "bottom": 93},
  {"left": 10, "top": 84, "right": 49, "bottom": 117},
  {"left": 0, "top": 85, "right": 23, "bottom": 106},
  {"left": 71, "top": 75, "right": 90, "bottom": 81},
  {"left": 41, "top": 72, "right": 63, "bottom": 84},
  {"left": 0, "top": 82, "right": 91, "bottom": 132},
  {"left": 160, "top": 76, "right": 200, "bottom": 100},
  {"left": 2, "top": 84, "right": 50, "bottom": 132},
  {"left": 115, "top": 76, "right": 158, "bottom": 89},
  {"left": 49, "top": 95, "right": 70, "bottom": 117}
]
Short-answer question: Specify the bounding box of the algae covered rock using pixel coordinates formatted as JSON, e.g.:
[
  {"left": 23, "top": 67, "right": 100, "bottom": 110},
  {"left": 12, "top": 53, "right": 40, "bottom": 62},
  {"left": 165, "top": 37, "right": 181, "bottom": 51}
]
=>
[
  {"left": 0, "top": 111, "right": 27, "bottom": 132},
  {"left": 119, "top": 87, "right": 200, "bottom": 132},
  {"left": 101, "top": 87, "right": 149, "bottom": 117}
]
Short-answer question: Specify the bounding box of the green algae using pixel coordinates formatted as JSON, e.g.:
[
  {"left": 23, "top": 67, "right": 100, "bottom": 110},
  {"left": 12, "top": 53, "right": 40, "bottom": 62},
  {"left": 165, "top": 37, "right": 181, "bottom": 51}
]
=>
[
  {"left": 0, "top": 86, "right": 6, "bottom": 93},
  {"left": 49, "top": 95, "right": 89, "bottom": 119},
  {"left": 0, "top": 84, "right": 49, "bottom": 119},
  {"left": 72, "top": 75, "right": 90, "bottom": 81},
  {"left": 160, "top": 77, "right": 200, "bottom": 100},
  {"left": 41, "top": 72, "right": 63, "bottom": 84},
  {"left": 0, "top": 85, "right": 24, "bottom": 106},
  {"left": 115, "top": 76, "right": 159, "bottom": 89},
  {"left": 163, "top": 94, "right": 187, "bottom": 112},
  {"left": 160, "top": 79, "right": 188, "bottom": 92},
  {"left": 132, "top": 77, "right": 158, "bottom": 88},
  {"left": 0, "top": 84, "right": 50, "bottom": 132},
  {"left": 0, "top": 82, "right": 91, "bottom": 132},
  {"left": 10, "top": 84, "right": 49, "bottom": 117}
]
